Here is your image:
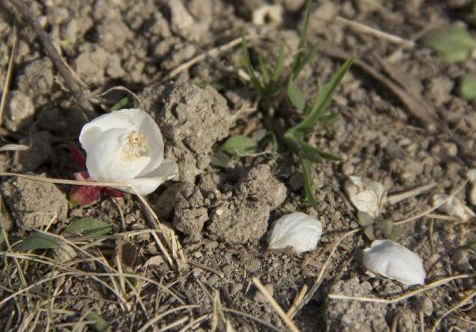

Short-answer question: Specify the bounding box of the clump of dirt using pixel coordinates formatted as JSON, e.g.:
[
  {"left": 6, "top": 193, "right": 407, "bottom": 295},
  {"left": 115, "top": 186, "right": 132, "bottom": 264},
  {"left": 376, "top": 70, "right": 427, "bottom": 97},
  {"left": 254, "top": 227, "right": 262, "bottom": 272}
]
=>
[
  {"left": 1, "top": 176, "right": 68, "bottom": 232},
  {"left": 208, "top": 163, "right": 287, "bottom": 243},
  {"left": 141, "top": 82, "right": 232, "bottom": 183}
]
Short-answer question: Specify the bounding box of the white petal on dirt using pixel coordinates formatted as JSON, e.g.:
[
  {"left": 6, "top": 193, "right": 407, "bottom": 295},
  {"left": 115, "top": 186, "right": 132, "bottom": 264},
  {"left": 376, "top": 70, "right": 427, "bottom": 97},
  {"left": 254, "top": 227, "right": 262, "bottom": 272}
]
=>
[
  {"left": 363, "top": 240, "right": 426, "bottom": 286},
  {"left": 252, "top": 4, "right": 283, "bottom": 26},
  {"left": 345, "top": 176, "right": 386, "bottom": 218},
  {"left": 433, "top": 194, "right": 475, "bottom": 221},
  {"left": 268, "top": 212, "right": 322, "bottom": 254}
]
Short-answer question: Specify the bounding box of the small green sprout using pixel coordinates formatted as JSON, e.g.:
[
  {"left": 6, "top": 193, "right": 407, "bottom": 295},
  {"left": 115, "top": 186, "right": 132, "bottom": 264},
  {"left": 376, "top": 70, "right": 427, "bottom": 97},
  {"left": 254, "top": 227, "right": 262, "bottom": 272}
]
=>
[{"left": 239, "top": 0, "right": 353, "bottom": 208}]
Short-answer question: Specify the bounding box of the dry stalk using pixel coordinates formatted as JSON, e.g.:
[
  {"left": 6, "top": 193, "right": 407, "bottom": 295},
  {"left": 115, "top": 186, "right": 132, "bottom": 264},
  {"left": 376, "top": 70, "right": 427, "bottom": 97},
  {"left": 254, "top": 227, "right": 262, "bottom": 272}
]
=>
[
  {"left": 335, "top": 16, "right": 415, "bottom": 47},
  {"left": 8, "top": 0, "right": 95, "bottom": 119},
  {"left": 429, "top": 290, "right": 476, "bottom": 332},
  {"left": 0, "top": 24, "right": 18, "bottom": 128},
  {"left": 252, "top": 277, "right": 301, "bottom": 332},
  {"left": 137, "top": 304, "right": 200, "bottom": 332},
  {"left": 328, "top": 274, "right": 476, "bottom": 304}
]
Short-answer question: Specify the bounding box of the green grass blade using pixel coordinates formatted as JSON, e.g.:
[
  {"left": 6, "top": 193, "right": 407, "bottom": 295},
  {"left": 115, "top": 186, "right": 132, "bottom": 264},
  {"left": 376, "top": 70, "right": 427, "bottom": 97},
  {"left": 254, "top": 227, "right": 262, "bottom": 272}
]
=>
[
  {"left": 271, "top": 44, "right": 285, "bottom": 83},
  {"left": 295, "top": 57, "right": 353, "bottom": 133},
  {"left": 295, "top": 139, "right": 341, "bottom": 162},
  {"left": 240, "top": 33, "right": 264, "bottom": 92},
  {"left": 287, "top": 80, "right": 306, "bottom": 111},
  {"left": 299, "top": 155, "right": 318, "bottom": 209},
  {"left": 291, "top": 43, "right": 319, "bottom": 80},
  {"left": 298, "top": 0, "right": 313, "bottom": 51},
  {"left": 258, "top": 53, "right": 271, "bottom": 83}
]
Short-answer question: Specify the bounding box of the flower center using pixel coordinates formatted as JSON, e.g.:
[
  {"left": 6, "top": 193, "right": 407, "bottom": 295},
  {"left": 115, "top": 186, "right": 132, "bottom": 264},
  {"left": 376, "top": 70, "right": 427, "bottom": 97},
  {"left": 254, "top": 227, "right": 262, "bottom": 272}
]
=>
[{"left": 124, "top": 130, "right": 147, "bottom": 158}]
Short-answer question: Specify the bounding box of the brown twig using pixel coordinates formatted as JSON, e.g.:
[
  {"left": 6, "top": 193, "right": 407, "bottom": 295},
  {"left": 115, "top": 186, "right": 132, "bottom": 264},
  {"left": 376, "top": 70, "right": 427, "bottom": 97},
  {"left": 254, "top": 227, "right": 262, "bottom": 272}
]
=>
[
  {"left": 0, "top": 24, "right": 18, "bottom": 128},
  {"left": 8, "top": 0, "right": 96, "bottom": 119},
  {"left": 252, "top": 278, "right": 301, "bottom": 332}
]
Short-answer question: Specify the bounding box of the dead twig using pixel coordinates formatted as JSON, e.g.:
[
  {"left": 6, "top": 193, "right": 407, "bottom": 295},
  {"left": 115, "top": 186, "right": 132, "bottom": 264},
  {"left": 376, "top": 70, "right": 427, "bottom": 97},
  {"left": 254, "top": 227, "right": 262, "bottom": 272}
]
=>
[
  {"left": 289, "top": 228, "right": 360, "bottom": 319},
  {"left": 336, "top": 16, "right": 415, "bottom": 47},
  {"left": 386, "top": 182, "right": 436, "bottom": 205},
  {"left": 252, "top": 277, "right": 301, "bottom": 332},
  {"left": 8, "top": 0, "right": 96, "bottom": 119},
  {"left": 0, "top": 24, "right": 18, "bottom": 128},
  {"left": 328, "top": 274, "right": 476, "bottom": 304}
]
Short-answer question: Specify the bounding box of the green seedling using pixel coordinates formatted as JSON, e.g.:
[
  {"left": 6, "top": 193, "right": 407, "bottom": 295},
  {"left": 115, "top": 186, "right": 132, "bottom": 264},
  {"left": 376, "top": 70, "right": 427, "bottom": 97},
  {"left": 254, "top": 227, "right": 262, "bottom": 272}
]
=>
[
  {"left": 62, "top": 217, "right": 112, "bottom": 237},
  {"left": 459, "top": 74, "right": 476, "bottom": 100},
  {"left": 239, "top": 0, "right": 353, "bottom": 208},
  {"left": 15, "top": 232, "right": 60, "bottom": 252},
  {"left": 422, "top": 25, "right": 476, "bottom": 63}
]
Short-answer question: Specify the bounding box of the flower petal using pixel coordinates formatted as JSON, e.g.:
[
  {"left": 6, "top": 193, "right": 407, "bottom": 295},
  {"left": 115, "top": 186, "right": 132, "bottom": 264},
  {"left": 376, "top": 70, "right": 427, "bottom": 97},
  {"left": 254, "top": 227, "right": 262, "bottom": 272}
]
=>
[
  {"left": 345, "top": 176, "right": 386, "bottom": 218},
  {"left": 363, "top": 240, "right": 426, "bottom": 286},
  {"left": 80, "top": 109, "right": 154, "bottom": 151},
  {"left": 86, "top": 128, "right": 150, "bottom": 182},
  {"left": 268, "top": 212, "right": 322, "bottom": 254},
  {"left": 124, "top": 159, "right": 179, "bottom": 195}
]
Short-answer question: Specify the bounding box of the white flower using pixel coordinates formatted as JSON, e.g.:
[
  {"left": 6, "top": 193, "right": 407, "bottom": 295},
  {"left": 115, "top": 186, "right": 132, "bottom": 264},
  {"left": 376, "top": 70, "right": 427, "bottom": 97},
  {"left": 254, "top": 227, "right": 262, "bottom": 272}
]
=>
[
  {"left": 79, "top": 108, "right": 178, "bottom": 195},
  {"left": 432, "top": 194, "right": 475, "bottom": 221},
  {"left": 363, "top": 240, "right": 426, "bottom": 286},
  {"left": 345, "top": 176, "right": 386, "bottom": 218},
  {"left": 268, "top": 212, "right": 322, "bottom": 254}
]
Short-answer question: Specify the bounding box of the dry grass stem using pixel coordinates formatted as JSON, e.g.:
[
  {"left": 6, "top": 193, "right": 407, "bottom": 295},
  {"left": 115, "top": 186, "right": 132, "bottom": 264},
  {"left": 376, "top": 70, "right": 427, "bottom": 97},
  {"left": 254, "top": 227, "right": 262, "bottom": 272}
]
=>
[
  {"left": 336, "top": 16, "right": 415, "bottom": 47},
  {"left": 429, "top": 290, "right": 476, "bottom": 332},
  {"left": 328, "top": 274, "right": 476, "bottom": 304},
  {"left": 167, "top": 36, "right": 248, "bottom": 79},
  {"left": 386, "top": 182, "right": 436, "bottom": 205},
  {"left": 252, "top": 277, "right": 301, "bottom": 332},
  {"left": 394, "top": 180, "right": 468, "bottom": 225},
  {"left": 289, "top": 228, "right": 360, "bottom": 319},
  {"left": 286, "top": 285, "right": 308, "bottom": 317},
  {"left": 0, "top": 25, "right": 18, "bottom": 128},
  {"left": 137, "top": 304, "right": 200, "bottom": 332}
]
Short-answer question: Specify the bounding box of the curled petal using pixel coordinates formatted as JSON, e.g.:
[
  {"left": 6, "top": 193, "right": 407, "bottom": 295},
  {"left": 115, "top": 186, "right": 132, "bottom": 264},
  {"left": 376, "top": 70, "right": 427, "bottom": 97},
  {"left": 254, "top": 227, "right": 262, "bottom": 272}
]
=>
[
  {"left": 345, "top": 176, "right": 386, "bottom": 218},
  {"left": 268, "top": 212, "right": 322, "bottom": 254},
  {"left": 363, "top": 240, "right": 426, "bottom": 286},
  {"left": 123, "top": 159, "right": 179, "bottom": 195}
]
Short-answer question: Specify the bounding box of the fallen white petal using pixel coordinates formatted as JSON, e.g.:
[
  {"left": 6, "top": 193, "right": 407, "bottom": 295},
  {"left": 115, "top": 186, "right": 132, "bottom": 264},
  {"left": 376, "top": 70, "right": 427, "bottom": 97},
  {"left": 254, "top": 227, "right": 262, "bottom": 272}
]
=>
[
  {"left": 125, "top": 159, "right": 179, "bottom": 195},
  {"left": 433, "top": 194, "right": 475, "bottom": 221},
  {"left": 363, "top": 240, "right": 426, "bottom": 286},
  {"left": 268, "top": 212, "right": 322, "bottom": 254},
  {"left": 345, "top": 176, "right": 386, "bottom": 218}
]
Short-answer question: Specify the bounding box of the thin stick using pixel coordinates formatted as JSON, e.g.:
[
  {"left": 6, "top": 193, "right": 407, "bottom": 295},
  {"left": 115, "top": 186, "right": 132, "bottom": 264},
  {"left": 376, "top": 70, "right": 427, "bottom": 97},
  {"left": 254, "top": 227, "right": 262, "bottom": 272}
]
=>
[
  {"left": 286, "top": 285, "right": 308, "bottom": 317},
  {"left": 167, "top": 36, "right": 245, "bottom": 79},
  {"left": 8, "top": 0, "right": 95, "bottom": 119},
  {"left": 336, "top": 16, "right": 415, "bottom": 47},
  {"left": 394, "top": 180, "right": 468, "bottom": 225},
  {"left": 0, "top": 24, "right": 18, "bottom": 127},
  {"left": 222, "top": 308, "right": 285, "bottom": 332},
  {"left": 137, "top": 305, "right": 199, "bottom": 332},
  {"left": 252, "top": 277, "right": 301, "bottom": 332},
  {"left": 386, "top": 182, "right": 436, "bottom": 205},
  {"left": 328, "top": 274, "right": 475, "bottom": 304},
  {"left": 289, "top": 228, "right": 360, "bottom": 319},
  {"left": 430, "top": 290, "right": 476, "bottom": 332}
]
